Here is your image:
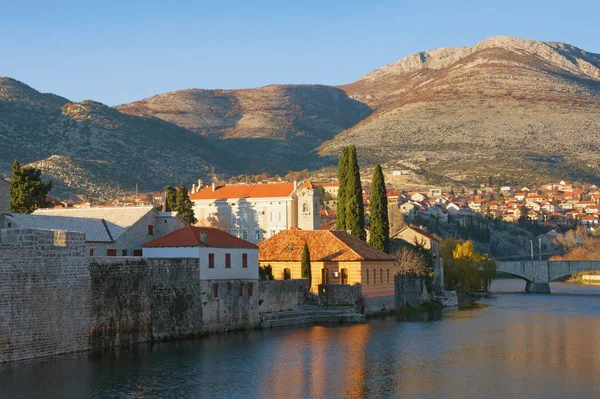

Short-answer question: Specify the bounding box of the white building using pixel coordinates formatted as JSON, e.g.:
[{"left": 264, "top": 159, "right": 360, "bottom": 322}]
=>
[
  {"left": 4, "top": 206, "right": 186, "bottom": 256},
  {"left": 190, "top": 181, "right": 320, "bottom": 244},
  {"left": 143, "top": 226, "right": 258, "bottom": 280}
]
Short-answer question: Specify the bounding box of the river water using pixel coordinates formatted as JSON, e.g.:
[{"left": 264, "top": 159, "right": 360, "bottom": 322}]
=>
[{"left": 2, "top": 279, "right": 600, "bottom": 399}]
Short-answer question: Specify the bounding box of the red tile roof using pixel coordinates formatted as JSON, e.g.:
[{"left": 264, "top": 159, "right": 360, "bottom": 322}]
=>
[
  {"left": 143, "top": 226, "right": 257, "bottom": 249},
  {"left": 258, "top": 230, "right": 396, "bottom": 262},
  {"left": 189, "top": 182, "right": 296, "bottom": 200}
]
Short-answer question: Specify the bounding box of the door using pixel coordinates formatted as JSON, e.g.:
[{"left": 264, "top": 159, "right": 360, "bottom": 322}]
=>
[
  {"left": 341, "top": 268, "right": 348, "bottom": 285},
  {"left": 321, "top": 268, "right": 330, "bottom": 285}
]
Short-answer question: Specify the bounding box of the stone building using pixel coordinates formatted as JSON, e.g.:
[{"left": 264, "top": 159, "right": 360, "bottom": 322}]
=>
[
  {"left": 189, "top": 181, "right": 320, "bottom": 244},
  {"left": 4, "top": 206, "right": 186, "bottom": 256},
  {"left": 143, "top": 226, "right": 259, "bottom": 281},
  {"left": 258, "top": 229, "right": 397, "bottom": 303},
  {"left": 0, "top": 179, "right": 9, "bottom": 228}
]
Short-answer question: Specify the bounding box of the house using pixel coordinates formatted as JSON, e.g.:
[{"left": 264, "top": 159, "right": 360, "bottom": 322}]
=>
[
  {"left": 258, "top": 229, "right": 397, "bottom": 300},
  {"left": 392, "top": 170, "right": 411, "bottom": 176},
  {"left": 428, "top": 188, "right": 442, "bottom": 197},
  {"left": 190, "top": 181, "right": 320, "bottom": 244},
  {"left": 143, "top": 226, "right": 258, "bottom": 280},
  {"left": 410, "top": 193, "right": 427, "bottom": 202},
  {"left": 0, "top": 179, "right": 9, "bottom": 228},
  {"left": 315, "top": 182, "right": 339, "bottom": 198},
  {"left": 392, "top": 226, "right": 443, "bottom": 293},
  {"left": 580, "top": 215, "right": 599, "bottom": 225},
  {"left": 500, "top": 186, "right": 514, "bottom": 195},
  {"left": 399, "top": 201, "right": 418, "bottom": 220},
  {"left": 4, "top": 206, "right": 186, "bottom": 256}
]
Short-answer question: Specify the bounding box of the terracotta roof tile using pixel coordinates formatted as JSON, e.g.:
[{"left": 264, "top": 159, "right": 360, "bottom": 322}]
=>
[
  {"left": 258, "top": 230, "right": 396, "bottom": 262},
  {"left": 143, "top": 226, "right": 257, "bottom": 249},
  {"left": 189, "top": 182, "right": 296, "bottom": 200}
]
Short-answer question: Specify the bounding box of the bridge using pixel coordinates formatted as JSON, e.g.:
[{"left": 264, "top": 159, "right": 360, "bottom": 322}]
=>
[{"left": 496, "top": 260, "right": 600, "bottom": 293}]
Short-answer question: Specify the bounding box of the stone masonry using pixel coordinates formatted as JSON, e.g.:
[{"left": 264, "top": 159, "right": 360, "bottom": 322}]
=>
[{"left": 0, "top": 179, "right": 9, "bottom": 227}]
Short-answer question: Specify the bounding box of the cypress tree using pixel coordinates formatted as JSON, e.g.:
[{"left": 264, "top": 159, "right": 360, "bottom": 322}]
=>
[
  {"left": 165, "top": 185, "right": 177, "bottom": 211},
  {"left": 301, "top": 242, "right": 312, "bottom": 289},
  {"left": 10, "top": 160, "right": 52, "bottom": 214},
  {"left": 345, "top": 145, "right": 366, "bottom": 240},
  {"left": 368, "top": 164, "right": 389, "bottom": 252},
  {"left": 175, "top": 181, "right": 197, "bottom": 225},
  {"left": 335, "top": 147, "right": 350, "bottom": 230}
]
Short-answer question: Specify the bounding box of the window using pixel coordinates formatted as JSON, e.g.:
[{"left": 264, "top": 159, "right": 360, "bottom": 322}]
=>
[
  {"left": 89, "top": 248, "right": 94, "bottom": 256},
  {"left": 133, "top": 249, "right": 143, "bottom": 257},
  {"left": 248, "top": 283, "right": 253, "bottom": 297},
  {"left": 366, "top": 269, "right": 369, "bottom": 285},
  {"left": 239, "top": 283, "right": 244, "bottom": 297},
  {"left": 380, "top": 269, "right": 383, "bottom": 285},
  {"left": 270, "top": 212, "right": 273, "bottom": 222},
  {"left": 213, "top": 283, "right": 219, "bottom": 298},
  {"left": 242, "top": 211, "right": 247, "bottom": 223},
  {"left": 242, "top": 230, "right": 248, "bottom": 240},
  {"left": 387, "top": 269, "right": 390, "bottom": 284},
  {"left": 278, "top": 212, "right": 282, "bottom": 222},
  {"left": 231, "top": 213, "right": 236, "bottom": 225},
  {"left": 284, "top": 268, "right": 291, "bottom": 280},
  {"left": 107, "top": 249, "right": 117, "bottom": 256},
  {"left": 231, "top": 228, "right": 238, "bottom": 237},
  {"left": 225, "top": 253, "right": 231, "bottom": 268},
  {"left": 254, "top": 229, "right": 261, "bottom": 241},
  {"left": 373, "top": 269, "right": 376, "bottom": 285},
  {"left": 122, "top": 249, "right": 128, "bottom": 256},
  {"left": 270, "top": 229, "right": 276, "bottom": 237},
  {"left": 148, "top": 225, "right": 154, "bottom": 235},
  {"left": 209, "top": 253, "right": 215, "bottom": 268},
  {"left": 303, "top": 203, "right": 309, "bottom": 213},
  {"left": 242, "top": 253, "right": 248, "bottom": 268}
]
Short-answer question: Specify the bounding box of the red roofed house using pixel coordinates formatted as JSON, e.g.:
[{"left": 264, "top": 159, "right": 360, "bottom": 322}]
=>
[
  {"left": 143, "top": 226, "right": 259, "bottom": 280},
  {"left": 190, "top": 181, "right": 320, "bottom": 244},
  {"left": 258, "top": 230, "right": 397, "bottom": 304}
]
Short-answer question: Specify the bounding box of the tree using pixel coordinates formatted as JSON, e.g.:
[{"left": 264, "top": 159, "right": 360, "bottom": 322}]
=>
[
  {"left": 368, "top": 164, "right": 389, "bottom": 252},
  {"left": 519, "top": 205, "right": 529, "bottom": 223},
  {"left": 165, "top": 185, "right": 177, "bottom": 211},
  {"left": 388, "top": 205, "right": 406, "bottom": 236},
  {"left": 344, "top": 145, "right": 366, "bottom": 240},
  {"left": 335, "top": 147, "right": 350, "bottom": 230},
  {"left": 441, "top": 238, "right": 497, "bottom": 293},
  {"left": 10, "top": 160, "right": 52, "bottom": 214},
  {"left": 175, "top": 181, "right": 196, "bottom": 225},
  {"left": 301, "top": 242, "right": 312, "bottom": 288},
  {"left": 394, "top": 247, "right": 427, "bottom": 277}
]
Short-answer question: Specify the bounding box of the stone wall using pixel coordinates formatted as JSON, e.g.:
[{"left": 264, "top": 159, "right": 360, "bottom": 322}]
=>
[
  {"left": 258, "top": 279, "right": 309, "bottom": 313},
  {"left": 0, "top": 229, "right": 90, "bottom": 364},
  {"left": 395, "top": 277, "right": 431, "bottom": 309},
  {"left": 200, "top": 280, "right": 259, "bottom": 332},
  {"left": 88, "top": 257, "right": 205, "bottom": 350},
  {"left": 318, "top": 284, "right": 362, "bottom": 309}
]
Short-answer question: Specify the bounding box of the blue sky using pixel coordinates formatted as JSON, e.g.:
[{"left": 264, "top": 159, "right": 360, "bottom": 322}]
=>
[{"left": 2, "top": 0, "right": 599, "bottom": 105}]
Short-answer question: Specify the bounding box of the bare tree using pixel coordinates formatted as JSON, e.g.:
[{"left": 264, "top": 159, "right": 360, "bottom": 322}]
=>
[
  {"left": 394, "top": 247, "right": 427, "bottom": 277},
  {"left": 388, "top": 205, "right": 407, "bottom": 236}
]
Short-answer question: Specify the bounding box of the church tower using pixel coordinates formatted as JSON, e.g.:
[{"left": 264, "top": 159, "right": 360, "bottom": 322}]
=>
[{"left": 297, "top": 184, "right": 321, "bottom": 230}]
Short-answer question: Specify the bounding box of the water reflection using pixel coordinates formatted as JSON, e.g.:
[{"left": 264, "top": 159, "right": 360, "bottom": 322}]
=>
[{"left": 2, "top": 281, "right": 600, "bottom": 398}]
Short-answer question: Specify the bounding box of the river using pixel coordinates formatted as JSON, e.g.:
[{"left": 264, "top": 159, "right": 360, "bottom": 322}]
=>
[{"left": 2, "top": 279, "right": 600, "bottom": 398}]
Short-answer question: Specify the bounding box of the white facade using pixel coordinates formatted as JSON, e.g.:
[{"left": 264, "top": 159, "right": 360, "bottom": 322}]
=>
[{"left": 143, "top": 246, "right": 259, "bottom": 280}]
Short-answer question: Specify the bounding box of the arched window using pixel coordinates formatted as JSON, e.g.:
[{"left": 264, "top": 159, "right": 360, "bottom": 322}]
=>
[{"left": 303, "top": 202, "right": 309, "bottom": 213}]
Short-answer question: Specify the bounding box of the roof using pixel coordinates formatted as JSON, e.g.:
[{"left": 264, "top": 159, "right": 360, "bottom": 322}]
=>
[
  {"left": 189, "top": 182, "right": 296, "bottom": 201},
  {"left": 7, "top": 206, "right": 157, "bottom": 242},
  {"left": 143, "top": 226, "right": 257, "bottom": 249},
  {"left": 392, "top": 226, "right": 439, "bottom": 242},
  {"left": 258, "top": 229, "right": 396, "bottom": 262}
]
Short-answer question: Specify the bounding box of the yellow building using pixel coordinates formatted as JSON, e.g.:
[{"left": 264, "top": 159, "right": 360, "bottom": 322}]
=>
[{"left": 258, "top": 229, "right": 397, "bottom": 299}]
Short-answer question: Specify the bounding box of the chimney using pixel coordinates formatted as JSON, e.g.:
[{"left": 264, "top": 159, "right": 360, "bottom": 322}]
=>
[
  {"left": 200, "top": 231, "right": 207, "bottom": 244},
  {"left": 212, "top": 182, "right": 216, "bottom": 191},
  {"left": 198, "top": 179, "right": 203, "bottom": 189},
  {"left": 294, "top": 180, "right": 297, "bottom": 189},
  {"left": 192, "top": 183, "right": 197, "bottom": 194}
]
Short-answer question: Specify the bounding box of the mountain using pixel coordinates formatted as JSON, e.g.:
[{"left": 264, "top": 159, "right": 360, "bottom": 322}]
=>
[
  {"left": 321, "top": 36, "right": 600, "bottom": 185},
  {"left": 0, "top": 78, "right": 232, "bottom": 198},
  {"left": 116, "top": 85, "right": 370, "bottom": 172}
]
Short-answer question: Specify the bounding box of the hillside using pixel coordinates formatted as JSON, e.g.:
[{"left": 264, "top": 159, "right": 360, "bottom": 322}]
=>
[
  {"left": 321, "top": 36, "right": 600, "bottom": 185},
  {"left": 0, "top": 78, "right": 233, "bottom": 198},
  {"left": 116, "top": 85, "right": 370, "bottom": 172}
]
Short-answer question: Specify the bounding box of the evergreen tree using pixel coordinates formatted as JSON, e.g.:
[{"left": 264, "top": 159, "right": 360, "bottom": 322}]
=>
[
  {"left": 165, "top": 185, "right": 177, "bottom": 211},
  {"left": 335, "top": 147, "right": 350, "bottom": 230},
  {"left": 344, "top": 145, "right": 366, "bottom": 240},
  {"left": 175, "top": 182, "right": 197, "bottom": 225},
  {"left": 10, "top": 160, "right": 52, "bottom": 214},
  {"left": 301, "top": 242, "right": 312, "bottom": 288},
  {"left": 368, "top": 164, "right": 389, "bottom": 252}
]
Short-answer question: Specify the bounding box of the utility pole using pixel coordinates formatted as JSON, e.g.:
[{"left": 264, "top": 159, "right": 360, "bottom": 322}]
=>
[
  {"left": 530, "top": 240, "right": 534, "bottom": 261},
  {"left": 539, "top": 238, "right": 542, "bottom": 261}
]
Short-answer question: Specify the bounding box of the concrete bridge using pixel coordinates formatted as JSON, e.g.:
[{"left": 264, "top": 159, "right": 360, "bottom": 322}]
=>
[{"left": 496, "top": 260, "right": 600, "bottom": 293}]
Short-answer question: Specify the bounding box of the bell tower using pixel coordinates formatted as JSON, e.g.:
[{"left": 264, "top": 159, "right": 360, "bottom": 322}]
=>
[{"left": 297, "top": 186, "right": 321, "bottom": 230}]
